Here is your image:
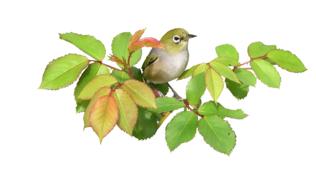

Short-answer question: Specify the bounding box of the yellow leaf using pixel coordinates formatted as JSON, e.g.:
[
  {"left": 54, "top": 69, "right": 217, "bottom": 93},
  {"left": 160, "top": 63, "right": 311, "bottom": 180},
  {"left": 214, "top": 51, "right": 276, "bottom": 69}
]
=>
[
  {"left": 114, "top": 89, "right": 138, "bottom": 135},
  {"left": 89, "top": 95, "right": 118, "bottom": 143},
  {"left": 83, "top": 87, "right": 111, "bottom": 128},
  {"left": 78, "top": 74, "right": 117, "bottom": 100},
  {"left": 122, "top": 80, "right": 157, "bottom": 108},
  {"left": 205, "top": 68, "right": 223, "bottom": 102}
]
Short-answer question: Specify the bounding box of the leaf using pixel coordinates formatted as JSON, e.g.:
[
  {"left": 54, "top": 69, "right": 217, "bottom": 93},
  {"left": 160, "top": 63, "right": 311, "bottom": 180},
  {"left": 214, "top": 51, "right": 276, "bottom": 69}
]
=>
[
  {"left": 186, "top": 73, "right": 206, "bottom": 105},
  {"left": 131, "top": 67, "right": 143, "bottom": 81},
  {"left": 213, "top": 57, "right": 236, "bottom": 66},
  {"left": 234, "top": 68, "right": 256, "bottom": 86},
  {"left": 83, "top": 87, "right": 111, "bottom": 127},
  {"left": 248, "top": 41, "right": 276, "bottom": 59},
  {"left": 77, "top": 74, "right": 117, "bottom": 100},
  {"left": 166, "top": 111, "right": 198, "bottom": 151},
  {"left": 267, "top": 49, "right": 306, "bottom": 72},
  {"left": 198, "top": 116, "right": 236, "bottom": 155},
  {"left": 74, "top": 63, "right": 110, "bottom": 112},
  {"left": 111, "top": 32, "right": 142, "bottom": 66},
  {"left": 178, "top": 64, "right": 200, "bottom": 80},
  {"left": 111, "top": 70, "right": 130, "bottom": 82},
  {"left": 133, "top": 107, "right": 160, "bottom": 140},
  {"left": 122, "top": 80, "right": 156, "bottom": 108},
  {"left": 251, "top": 59, "right": 281, "bottom": 88},
  {"left": 154, "top": 97, "right": 184, "bottom": 113},
  {"left": 217, "top": 104, "right": 247, "bottom": 119},
  {"left": 40, "top": 54, "right": 89, "bottom": 90},
  {"left": 59, "top": 33, "right": 106, "bottom": 61},
  {"left": 198, "top": 101, "right": 218, "bottom": 116},
  {"left": 129, "top": 37, "right": 163, "bottom": 52},
  {"left": 129, "top": 29, "right": 145, "bottom": 46},
  {"left": 89, "top": 95, "right": 119, "bottom": 142},
  {"left": 216, "top": 44, "right": 239, "bottom": 65},
  {"left": 151, "top": 83, "right": 169, "bottom": 95},
  {"left": 192, "top": 64, "right": 209, "bottom": 76},
  {"left": 205, "top": 68, "right": 223, "bottom": 102},
  {"left": 114, "top": 89, "right": 138, "bottom": 135},
  {"left": 225, "top": 79, "right": 249, "bottom": 99},
  {"left": 210, "top": 60, "right": 240, "bottom": 83}
]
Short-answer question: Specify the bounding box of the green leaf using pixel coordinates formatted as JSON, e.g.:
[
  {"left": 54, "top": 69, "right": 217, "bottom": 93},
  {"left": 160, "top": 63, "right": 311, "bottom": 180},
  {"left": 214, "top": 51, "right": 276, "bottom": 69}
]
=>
[
  {"left": 154, "top": 97, "right": 184, "bottom": 113},
  {"left": 267, "top": 49, "right": 306, "bottom": 73},
  {"left": 60, "top": 33, "right": 106, "bottom": 61},
  {"left": 74, "top": 63, "right": 109, "bottom": 112},
  {"left": 192, "top": 64, "right": 208, "bottom": 76},
  {"left": 213, "top": 57, "right": 236, "bottom": 66},
  {"left": 251, "top": 59, "right": 281, "bottom": 88},
  {"left": 40, "top": 54, "right": 89, "bottom": 90},
  {"left": 198, "top": 101, "right": 218, "bottom": 116},
  {"left": 248, "top": 41, "right": 276, "bottom": 59},
  {"left": 178, "top": 64, "right": 199, "bottom": 80},
  {"left": 77, "top": 74, "right": 117, "bottom": 100},
  {"left": 225, "top": 79, "right": 249, "bottom": 99},
  {"left": 235, "top": 68, "right": 256, "bottom": 86},
  {"left": 217, "top": 104, "right": 247, "bottom": 119},
  {"left": 111, "top": 32, "right": 142, "bottom": 66},
  {"left": 186, "top": 73, "right": 206, "bottom": 105},
  {"left": 198, "top": 116, "right": 236, "bottom": 155},
  {"left": 122, "top": 80, "right": 157, "bottom": 108},
  {"left": 151, "top": 83, "right": 169, "bottom": 95},
  {"left": 210, "top": 60, "right": 240, "bottom": 83},
  {"left": 205, "top": 68, "right": 223, "bottom": 102},
  {"left": 111, "top": 70, "right": 130, "bottom": 82},
  {"left": 216, "top": 44, "right": 239, "bottom": 66},
  {"left": 133, "top": 108, "right": 160, "bottom": 140},
  {"left": 131, "top": 67, "right": 143, "bottom": 81},
  {"left": 166, "top": 111, "right": 198, "bottom": 151},
  {"left": 114, "top": 89, "right": 138, "bottom": 135}
]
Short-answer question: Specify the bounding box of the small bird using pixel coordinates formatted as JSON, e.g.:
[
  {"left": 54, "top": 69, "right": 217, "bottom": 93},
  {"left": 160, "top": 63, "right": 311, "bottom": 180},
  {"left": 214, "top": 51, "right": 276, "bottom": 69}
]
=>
[{"left": 142, "top": 28, "right": 196, "bottom": 96}]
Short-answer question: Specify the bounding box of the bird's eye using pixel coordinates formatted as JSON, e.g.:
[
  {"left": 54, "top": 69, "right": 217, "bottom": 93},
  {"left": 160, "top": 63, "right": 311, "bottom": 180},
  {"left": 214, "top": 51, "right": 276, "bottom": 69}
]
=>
[{"left": 173, "top": 35, "right": 181, "bottom": 44}]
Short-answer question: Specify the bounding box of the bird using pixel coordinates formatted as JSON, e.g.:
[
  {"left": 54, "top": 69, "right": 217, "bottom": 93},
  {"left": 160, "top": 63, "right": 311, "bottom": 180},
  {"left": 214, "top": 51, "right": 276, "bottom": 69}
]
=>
[{"left": 142, "top": 28, "right": 196, "bottom": 97}]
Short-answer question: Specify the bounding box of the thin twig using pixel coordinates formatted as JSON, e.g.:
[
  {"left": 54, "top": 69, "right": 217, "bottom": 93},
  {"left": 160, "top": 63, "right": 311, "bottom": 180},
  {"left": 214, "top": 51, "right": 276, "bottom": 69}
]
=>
[{"left": 89, "top": 60, "right": 121, "bottom": 71}]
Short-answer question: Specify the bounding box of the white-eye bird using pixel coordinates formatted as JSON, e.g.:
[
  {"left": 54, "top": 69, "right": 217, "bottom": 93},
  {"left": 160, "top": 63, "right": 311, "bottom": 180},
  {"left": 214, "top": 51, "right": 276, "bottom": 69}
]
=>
[{"left": 142, "top": 28, "right": 196, "bottom": 96}]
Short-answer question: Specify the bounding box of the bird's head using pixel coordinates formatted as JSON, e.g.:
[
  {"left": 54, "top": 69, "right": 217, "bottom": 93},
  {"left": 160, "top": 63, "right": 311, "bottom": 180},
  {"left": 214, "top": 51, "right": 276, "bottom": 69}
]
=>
[{"left": 160, "top": 28, "right": 196, "bottom": 54}]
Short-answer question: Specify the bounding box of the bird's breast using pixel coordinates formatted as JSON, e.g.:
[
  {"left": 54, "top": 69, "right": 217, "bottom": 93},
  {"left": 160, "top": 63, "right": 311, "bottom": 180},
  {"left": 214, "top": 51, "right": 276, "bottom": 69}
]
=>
[{"left": 144, "top": 49, "right": 189, "bottom": 84}]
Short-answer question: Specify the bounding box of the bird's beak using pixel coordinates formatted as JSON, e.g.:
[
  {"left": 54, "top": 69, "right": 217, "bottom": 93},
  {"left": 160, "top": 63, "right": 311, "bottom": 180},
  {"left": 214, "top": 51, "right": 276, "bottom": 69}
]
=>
[{"left": 188, "top": 34, "right": 197, "bottom": 39}]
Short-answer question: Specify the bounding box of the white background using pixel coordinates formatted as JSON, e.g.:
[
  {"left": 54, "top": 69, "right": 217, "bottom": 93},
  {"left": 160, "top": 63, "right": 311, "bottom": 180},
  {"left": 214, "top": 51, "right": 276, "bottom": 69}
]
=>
[{"left": 0, "top": 0, "right": 315, "bottom": 189}]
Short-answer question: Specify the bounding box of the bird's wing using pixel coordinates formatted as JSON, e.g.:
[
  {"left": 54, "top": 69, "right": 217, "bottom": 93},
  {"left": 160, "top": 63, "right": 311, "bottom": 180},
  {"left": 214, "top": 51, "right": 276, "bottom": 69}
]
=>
[{"left": 142, "top": 52, "right": 159, "bottom": 70}]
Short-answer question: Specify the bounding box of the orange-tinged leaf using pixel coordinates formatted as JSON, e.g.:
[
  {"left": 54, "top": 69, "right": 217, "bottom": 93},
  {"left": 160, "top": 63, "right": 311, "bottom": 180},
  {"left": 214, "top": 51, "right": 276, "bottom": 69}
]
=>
[
  {"left": 122, "top": 80, "right": 157, "bottom": 108},
  {"left": 129, "top": 29, "right": 145, "bottom": 46},
  {"left": 129, "top": 37, "right": 163, "bottom": 52},
  {"left": 89, "top": 95, "right": 118, "bottom": 142},
  {"left": 109, "top": 55, "right": 125, "bottom": 68},
  {"left": 83, "top": 87, "right": 111, "bottom": 128},
  {"left": 114, "top": 89, "right": 138, "bottom": 135}
]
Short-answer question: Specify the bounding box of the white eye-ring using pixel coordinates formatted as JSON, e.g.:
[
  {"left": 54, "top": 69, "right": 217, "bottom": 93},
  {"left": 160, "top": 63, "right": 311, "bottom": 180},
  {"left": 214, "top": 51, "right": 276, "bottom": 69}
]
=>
[{"left": 173, "top": 35, "right": 181, "bottom": 44}]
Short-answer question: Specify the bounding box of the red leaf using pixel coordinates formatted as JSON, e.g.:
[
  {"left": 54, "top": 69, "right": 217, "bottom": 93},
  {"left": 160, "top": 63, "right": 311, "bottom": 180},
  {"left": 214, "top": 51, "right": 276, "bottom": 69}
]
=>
[{"left": 129, "top": 37, "right": 163, "bottom": 52}]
